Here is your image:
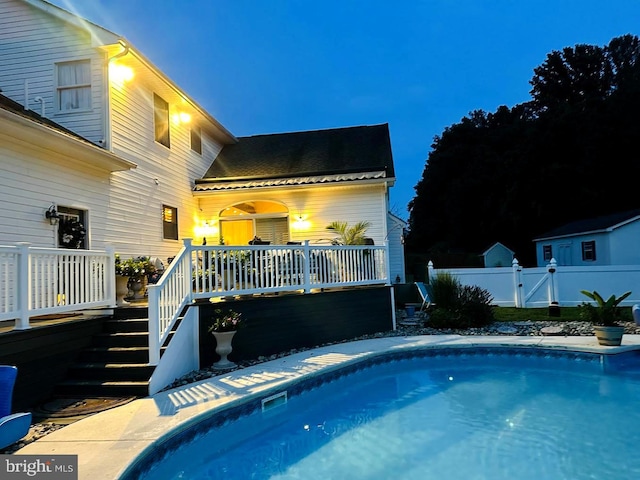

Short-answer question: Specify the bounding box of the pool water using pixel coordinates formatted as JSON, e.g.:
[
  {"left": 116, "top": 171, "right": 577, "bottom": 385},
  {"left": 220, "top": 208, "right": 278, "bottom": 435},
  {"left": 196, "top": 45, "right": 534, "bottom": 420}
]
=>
[{"left": 134, "top": 350, "right": 640, "bottom": 480}]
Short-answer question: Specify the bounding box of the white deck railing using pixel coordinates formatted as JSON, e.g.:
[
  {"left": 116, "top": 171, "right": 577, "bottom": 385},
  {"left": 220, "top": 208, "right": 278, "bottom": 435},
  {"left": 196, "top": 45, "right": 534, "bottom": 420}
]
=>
[
  {"left": 147, "top": 239, "right": 390, "bottom": 364},
  {"left": 0, "top": 243, "right": 115, "bottom": 329}
]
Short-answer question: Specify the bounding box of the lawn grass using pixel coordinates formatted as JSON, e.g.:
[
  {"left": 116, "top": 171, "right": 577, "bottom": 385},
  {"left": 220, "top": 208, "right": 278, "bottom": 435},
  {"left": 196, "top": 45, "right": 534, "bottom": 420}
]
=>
[{"left": 492, "top": 306, "right": 634, "bottom": 322}]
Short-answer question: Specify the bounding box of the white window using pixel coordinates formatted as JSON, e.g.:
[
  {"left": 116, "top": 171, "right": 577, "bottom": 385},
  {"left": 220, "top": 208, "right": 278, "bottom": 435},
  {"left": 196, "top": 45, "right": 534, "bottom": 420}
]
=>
[
  {"left": 57, "top": 60, "right": 91, "bottom": 112},
  {"left": 543, "top": 245, "right": 552, "bottom": 262}
]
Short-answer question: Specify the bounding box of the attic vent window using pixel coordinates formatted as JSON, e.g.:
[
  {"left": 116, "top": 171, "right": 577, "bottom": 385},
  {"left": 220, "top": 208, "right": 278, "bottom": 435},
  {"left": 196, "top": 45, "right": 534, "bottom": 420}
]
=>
[
  {"left": 57, "top": 60, "right": 91, "bottom": 112},
  {"left": 163, "top": 205, "right": 178, "bottom": 240}
]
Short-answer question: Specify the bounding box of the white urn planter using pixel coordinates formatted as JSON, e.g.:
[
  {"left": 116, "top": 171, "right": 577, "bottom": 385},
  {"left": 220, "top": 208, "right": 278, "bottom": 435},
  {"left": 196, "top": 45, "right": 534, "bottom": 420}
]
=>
[
  {"left": 128, "top": 276, "right": 146, "bottom": 300},
  {"left": 115, "top": 275, "right": 130, "bottom": 306},
  {"left": 212, "top": 331, "right": 237, "bottom": 370}
]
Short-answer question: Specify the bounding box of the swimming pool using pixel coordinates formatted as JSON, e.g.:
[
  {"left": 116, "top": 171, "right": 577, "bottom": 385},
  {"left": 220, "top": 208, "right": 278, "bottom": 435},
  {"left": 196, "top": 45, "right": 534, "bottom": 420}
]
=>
[{"left": 123, "top": 347, "right": 640, "bottom": 479}]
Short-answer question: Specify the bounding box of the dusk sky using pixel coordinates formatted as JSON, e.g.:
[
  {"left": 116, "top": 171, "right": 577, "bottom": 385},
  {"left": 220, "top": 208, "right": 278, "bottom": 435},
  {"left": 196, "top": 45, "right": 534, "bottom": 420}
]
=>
[{"left": 49, "top": 0, "right": 640, "bottom": 220}]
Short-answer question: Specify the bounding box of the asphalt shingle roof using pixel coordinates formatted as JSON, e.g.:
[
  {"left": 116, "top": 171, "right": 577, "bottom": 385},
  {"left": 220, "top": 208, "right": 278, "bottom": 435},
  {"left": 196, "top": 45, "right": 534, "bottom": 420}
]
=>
[
  {"left": 534, "top": 208, "right": 640, "bottom": 240},
  {"left": 198, "top": 123, "right": 394, "bottom": 182},
  {"left": 0, "top": 92, "right": 94, "bottom": 145}
]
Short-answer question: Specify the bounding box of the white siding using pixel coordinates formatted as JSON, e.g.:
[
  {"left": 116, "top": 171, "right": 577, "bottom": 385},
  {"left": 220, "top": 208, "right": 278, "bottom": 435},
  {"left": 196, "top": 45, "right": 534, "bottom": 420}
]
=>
[
  {"left": 107, "top": 67, "right": 225, "bottom": 261},
  {"left": 0, "top": 130, "right": 110, "bottom": 248},
  {"left": 0, "top": 0, "right": 106, "bottom": 143},
  {"left": 197, "top": 183, "right": 388, "bottom": 245},
  {"left": 387, "top": 213, "right": 406, "bottom": 283},
  {"left": 610, "top": 221, "right": 640, "bottom": 264}
]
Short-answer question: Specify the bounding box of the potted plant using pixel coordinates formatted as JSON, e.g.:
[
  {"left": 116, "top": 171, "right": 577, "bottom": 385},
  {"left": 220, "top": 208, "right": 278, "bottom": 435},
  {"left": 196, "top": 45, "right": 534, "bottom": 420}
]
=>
[
  {"left": 115, "top": 255, "right": 157, "bottom": 303},
  {"left": 579, "top": 290, "right": 632, "bottom": 346},
  {"left": 208, "top": 308, "right": 243, "bottom": 369}
]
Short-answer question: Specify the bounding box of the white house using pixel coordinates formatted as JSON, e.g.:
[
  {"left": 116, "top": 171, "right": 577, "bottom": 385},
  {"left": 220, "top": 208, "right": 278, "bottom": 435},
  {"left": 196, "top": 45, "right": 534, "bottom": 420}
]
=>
[
  {"left": 0, "top": 0, "right": 404, "bottom": 278},
  {"left": 533, "top": 209, "right": 640, "bottom": 267},
  {"left": 482, "top": 242, "right": 514, "bottom": 268}
]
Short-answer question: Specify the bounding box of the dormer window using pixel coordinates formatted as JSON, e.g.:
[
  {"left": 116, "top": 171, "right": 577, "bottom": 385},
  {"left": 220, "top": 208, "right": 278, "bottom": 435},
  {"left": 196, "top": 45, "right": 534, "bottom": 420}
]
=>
[{"left": 56, "top": 60, "right": 91, "bottom": 112}]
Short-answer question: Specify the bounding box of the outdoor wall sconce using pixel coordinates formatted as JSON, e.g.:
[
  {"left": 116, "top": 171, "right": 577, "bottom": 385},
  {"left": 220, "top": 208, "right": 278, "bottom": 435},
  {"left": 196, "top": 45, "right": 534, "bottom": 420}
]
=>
[
  {"left": 45, "top": 204, "right": 60, "bottom": 225},
  {"left": 292, "top": 215, "right": 310, "bottom": 231}
]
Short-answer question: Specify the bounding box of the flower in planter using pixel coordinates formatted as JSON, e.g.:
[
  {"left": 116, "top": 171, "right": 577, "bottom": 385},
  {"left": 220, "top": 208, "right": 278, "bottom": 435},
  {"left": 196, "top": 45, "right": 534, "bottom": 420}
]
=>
[
  {"left": 208, "top": 308, "right": 243, "bottom": 333},
  {"left": 115, "top": 255, "right": 157, "bottom": 279}
]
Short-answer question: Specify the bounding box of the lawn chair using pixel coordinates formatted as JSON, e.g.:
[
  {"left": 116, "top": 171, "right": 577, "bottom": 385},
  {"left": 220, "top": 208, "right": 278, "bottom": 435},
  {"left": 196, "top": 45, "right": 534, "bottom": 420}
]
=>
[
  {"left": 0, "top": 365, "right": 32, "bottom": 450},
  {"left": 414, "top": 281, "right": 433, "bottom": 312}
]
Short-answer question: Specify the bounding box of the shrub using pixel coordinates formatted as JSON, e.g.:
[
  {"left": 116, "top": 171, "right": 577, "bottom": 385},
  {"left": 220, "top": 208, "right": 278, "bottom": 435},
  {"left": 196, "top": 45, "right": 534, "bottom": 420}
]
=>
[
  {"left": 425, "top": 274, "right": 494, "bottom": 329},
  {"left": 429, "top": 272, "right": 461, "bottom": 310}
]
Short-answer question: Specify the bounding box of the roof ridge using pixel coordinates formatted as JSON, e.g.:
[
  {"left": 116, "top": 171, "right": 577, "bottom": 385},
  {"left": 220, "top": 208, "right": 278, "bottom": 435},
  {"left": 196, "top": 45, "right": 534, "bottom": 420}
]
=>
[{"left": 238, "top": 123, "right": 389, "bottom": 140}]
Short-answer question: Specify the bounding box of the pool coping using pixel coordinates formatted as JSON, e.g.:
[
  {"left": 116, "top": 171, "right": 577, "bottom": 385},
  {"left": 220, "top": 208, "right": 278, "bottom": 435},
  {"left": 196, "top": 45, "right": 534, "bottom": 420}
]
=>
[{"left": 16, "top": 334, "right": 640, "bottom": 479}]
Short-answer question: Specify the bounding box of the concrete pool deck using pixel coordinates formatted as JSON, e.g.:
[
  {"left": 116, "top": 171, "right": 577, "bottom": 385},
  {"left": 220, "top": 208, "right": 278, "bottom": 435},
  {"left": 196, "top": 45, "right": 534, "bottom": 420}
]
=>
[{"left": 16, "top": 334, "right": 640, "bottom": 479}]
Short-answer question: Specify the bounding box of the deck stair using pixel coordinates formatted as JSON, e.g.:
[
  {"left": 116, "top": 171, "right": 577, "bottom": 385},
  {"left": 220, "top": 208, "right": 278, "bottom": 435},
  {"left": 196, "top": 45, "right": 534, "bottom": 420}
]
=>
[{"left": 54, "top": 306, "right": 168, "bottom": 398}]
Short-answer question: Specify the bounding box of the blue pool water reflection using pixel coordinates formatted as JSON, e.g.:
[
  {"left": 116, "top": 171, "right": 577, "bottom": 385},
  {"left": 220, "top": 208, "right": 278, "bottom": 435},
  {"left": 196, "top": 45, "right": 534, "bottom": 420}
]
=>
[{"left": 132, "top": 349, "right": 640, "bottom": 480}]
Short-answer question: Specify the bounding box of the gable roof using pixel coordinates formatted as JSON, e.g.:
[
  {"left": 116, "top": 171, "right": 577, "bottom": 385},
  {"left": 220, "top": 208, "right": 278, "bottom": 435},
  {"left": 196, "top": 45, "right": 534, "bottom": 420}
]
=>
[
  {"left": 482, "top": 242, "right": 514, "bottom": 257},
  {"left": 533, "top": 209, "right": 640, "bottom": 241},
  {"left": 195, "top": 124, "right": 394, "bottom": 191}
]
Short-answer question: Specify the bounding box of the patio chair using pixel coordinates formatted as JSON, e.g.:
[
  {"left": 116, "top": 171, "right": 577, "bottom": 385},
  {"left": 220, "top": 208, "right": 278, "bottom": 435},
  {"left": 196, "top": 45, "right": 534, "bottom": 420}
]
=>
[
  {"left": 414, "top": 282, "right": 433, "bottom": 311},
  {"left": 0, "top": 365, "right": 32, "bottom": 450}
]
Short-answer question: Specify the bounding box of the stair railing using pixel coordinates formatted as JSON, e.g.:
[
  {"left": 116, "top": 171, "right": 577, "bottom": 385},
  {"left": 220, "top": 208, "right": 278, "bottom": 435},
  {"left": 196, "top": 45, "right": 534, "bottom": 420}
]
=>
[{"left": 147, "top": 239, "right": 193, "bottom": 365}]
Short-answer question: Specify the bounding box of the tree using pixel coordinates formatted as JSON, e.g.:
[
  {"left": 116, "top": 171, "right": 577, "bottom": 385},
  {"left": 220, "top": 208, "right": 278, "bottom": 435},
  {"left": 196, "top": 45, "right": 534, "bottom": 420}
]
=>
[
  {"left": 326, "top": 221, "right": 371, "bottom": 245},
  {"left": 406, "top": 34, "right": 640, "bottom": 268}
]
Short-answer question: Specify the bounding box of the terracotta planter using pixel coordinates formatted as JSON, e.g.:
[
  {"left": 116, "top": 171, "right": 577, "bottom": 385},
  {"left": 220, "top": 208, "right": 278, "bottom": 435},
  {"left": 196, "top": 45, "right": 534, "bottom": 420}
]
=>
[
  {"left": 594, "top": 325, "right": 624, "bottom": 346},
  {"left": 212, "top": 330, "right": 237, "bottom": 369}
]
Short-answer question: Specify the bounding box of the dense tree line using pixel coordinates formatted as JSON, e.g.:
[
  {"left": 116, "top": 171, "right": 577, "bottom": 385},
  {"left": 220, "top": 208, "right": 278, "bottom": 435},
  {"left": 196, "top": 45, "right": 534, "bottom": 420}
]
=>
[{"left": 406, "top": 34, "right": 640, "bottom": 268}]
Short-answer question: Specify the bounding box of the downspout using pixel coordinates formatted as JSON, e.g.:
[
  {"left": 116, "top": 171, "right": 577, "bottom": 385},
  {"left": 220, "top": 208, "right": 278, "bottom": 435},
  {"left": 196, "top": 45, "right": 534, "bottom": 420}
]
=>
[{"left": 103, "top": 40, "right": 130, "bottom": 151}]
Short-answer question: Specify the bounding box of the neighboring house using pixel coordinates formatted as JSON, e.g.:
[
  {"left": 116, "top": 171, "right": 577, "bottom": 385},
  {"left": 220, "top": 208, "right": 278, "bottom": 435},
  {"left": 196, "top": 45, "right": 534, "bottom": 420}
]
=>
[
  {"left": 482, "top": 242, "right": 514, "bottom": 268},
  {"left": 533, "top": 209, "right": 640, "bottom": 267},
  {"left": 0, "top": 0, "right": 404, "bottom": 277}
]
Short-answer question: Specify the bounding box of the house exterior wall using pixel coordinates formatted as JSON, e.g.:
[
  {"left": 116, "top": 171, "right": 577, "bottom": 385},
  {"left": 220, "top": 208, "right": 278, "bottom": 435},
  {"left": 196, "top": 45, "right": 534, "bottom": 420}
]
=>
[
  {"left": 387, "top": 212, "right": 406, "bottom": 283},
  {"left": 609, "top": 221, "right": 640, "bottom": 264},
  {"left": 197, "top": 183, "right": 388, "bottom": 246},
  {"left": 535, "top": 231, "right": 612, "bottom": 267},
  {"left": 0, "top": 0, "right": 230, "bottom": 263},
  {"left": 105, "top": 57, "right": 226, "bottom": 261},
  {"left": 0, "top": 121, "right": 112, "bottom": 248},
  {"left": 0, "top": 0, "right": 107, "bottom": 144}
]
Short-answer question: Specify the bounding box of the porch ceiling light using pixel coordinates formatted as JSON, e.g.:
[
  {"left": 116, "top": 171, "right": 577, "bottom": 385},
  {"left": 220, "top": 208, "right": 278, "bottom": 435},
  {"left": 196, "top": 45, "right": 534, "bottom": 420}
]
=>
[{"left": 45, "top": 204, "right": 60, "bottom": 225}]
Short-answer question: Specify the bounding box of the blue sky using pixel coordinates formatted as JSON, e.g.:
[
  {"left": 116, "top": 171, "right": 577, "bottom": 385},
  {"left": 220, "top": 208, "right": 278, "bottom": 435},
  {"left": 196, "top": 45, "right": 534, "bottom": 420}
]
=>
[{"left": 50, "top": 0, "right": 640, "bottom": 220}]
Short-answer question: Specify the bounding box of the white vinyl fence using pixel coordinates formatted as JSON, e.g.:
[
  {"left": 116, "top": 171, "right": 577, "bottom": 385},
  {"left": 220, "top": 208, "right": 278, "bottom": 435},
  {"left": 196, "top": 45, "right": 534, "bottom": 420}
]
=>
[
  {"left": 0, "top": 243, "right": 115, "bottom": 329},
  {"left": 428, "top": 258, "right": 640, "bottom": 308}
]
